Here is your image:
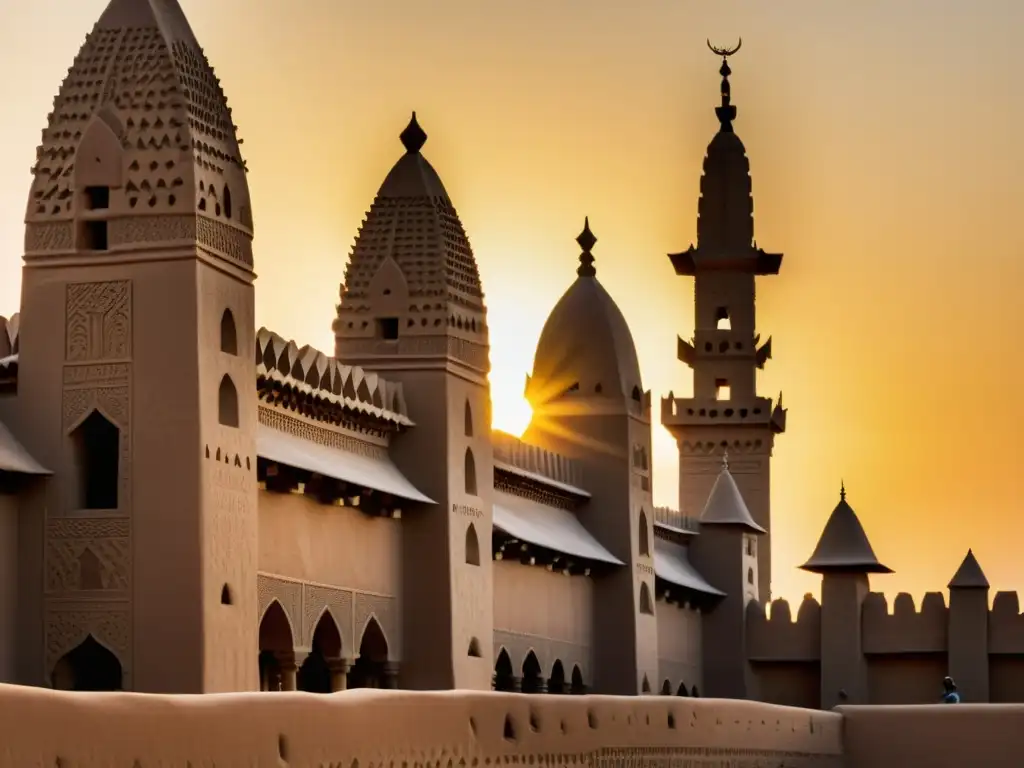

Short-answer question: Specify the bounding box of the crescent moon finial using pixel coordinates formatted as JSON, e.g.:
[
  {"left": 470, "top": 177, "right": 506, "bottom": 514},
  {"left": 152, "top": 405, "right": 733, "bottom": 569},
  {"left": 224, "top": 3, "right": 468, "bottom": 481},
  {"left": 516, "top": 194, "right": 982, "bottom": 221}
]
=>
[{"left": 707, "top": 37, "right": 742, "bottom": 58}]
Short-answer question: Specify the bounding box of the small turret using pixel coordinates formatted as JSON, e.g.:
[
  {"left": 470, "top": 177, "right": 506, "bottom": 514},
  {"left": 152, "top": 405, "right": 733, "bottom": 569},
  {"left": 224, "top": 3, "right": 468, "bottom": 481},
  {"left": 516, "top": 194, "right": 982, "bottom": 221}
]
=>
[
  {"left": 948, "top": 549, "right": 990, "bottom": 702},
  {"left": 700, "top": 452, "right": 766, "bottom": 534},
  {"left": 800, "top": 483, "right": 891, "bottom": 574}
]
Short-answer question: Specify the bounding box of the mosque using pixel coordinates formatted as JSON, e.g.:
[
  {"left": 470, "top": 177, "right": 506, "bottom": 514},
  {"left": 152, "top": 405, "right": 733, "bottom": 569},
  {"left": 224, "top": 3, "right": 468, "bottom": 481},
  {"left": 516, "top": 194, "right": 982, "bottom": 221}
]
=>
[{"left": 0, "top": 0, "right": 1020, "bottom": 709}]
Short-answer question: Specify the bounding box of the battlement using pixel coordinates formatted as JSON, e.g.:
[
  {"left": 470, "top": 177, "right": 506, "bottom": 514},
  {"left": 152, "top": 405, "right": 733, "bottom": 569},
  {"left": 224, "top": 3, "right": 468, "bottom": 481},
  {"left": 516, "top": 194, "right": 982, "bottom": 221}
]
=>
[
  {"left": 861, "top": 592, "right": 947, "bottom": 655},
  {"left": 652, "top": 506, "right": 700, "bottom": 534},
  {"left": 747, "top": 595, "right": 822, "bottom": 662},
  {"left": 491, "top": 430, "right": 587, "bottom": 494},
  {"left": 256, "top": 327, "right": 412, "bottom": 428},
  {"left": 989, "top": 591, "right": 1024, "bottom": 654},
  {"left": 661, "top": 392, "right": 776, "bottom": 427}
]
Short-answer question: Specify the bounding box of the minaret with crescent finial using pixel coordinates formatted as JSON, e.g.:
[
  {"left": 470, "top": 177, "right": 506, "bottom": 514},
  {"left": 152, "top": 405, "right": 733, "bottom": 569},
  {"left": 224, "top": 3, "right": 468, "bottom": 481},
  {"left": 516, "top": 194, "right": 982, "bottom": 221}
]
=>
[{"left": 661, "top": 41, "right": 787, "bottom": 602}]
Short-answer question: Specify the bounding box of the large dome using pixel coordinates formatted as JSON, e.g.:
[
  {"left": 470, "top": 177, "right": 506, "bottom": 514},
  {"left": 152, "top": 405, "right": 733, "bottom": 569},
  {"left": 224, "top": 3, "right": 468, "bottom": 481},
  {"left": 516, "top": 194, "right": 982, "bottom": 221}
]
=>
[{"left": 527, "top": 220, "right": 643, "bottom": 408}]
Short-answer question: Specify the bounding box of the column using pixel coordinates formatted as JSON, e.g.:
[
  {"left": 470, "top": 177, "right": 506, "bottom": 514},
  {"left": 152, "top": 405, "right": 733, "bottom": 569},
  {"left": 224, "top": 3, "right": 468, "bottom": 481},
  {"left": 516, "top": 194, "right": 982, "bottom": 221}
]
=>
[
  {"left": 275, "top": 651, "right": 303, "bottom": 692},
  {"left": 382, "top": 661, "right": 400, "bottom": 689},
  {"left": 328, "top": 659, "right": 350, "bottom": 692}
]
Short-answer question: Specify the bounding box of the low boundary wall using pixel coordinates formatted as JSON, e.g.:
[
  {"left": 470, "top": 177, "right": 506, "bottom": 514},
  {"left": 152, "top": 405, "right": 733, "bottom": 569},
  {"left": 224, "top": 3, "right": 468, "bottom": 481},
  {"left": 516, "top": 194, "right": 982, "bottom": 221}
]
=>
[{"left": 0, "top": 685, "right": 842, "bottom": 767}]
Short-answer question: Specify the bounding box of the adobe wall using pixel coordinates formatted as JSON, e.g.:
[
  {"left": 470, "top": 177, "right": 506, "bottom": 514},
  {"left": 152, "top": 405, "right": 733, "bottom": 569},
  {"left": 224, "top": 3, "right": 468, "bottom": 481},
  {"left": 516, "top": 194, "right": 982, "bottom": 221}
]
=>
[
  {"left": 840, "top": 704, "right": 1024, "bottom": 768},
  {"left": 493, "top": 559, "right": 593, "bottom": 682},
  {"left": 0, "top": 684, "right": 843, "bottom": 767},
  {"left": 654, "top": 599, "right": 702, "bottom": 695}
]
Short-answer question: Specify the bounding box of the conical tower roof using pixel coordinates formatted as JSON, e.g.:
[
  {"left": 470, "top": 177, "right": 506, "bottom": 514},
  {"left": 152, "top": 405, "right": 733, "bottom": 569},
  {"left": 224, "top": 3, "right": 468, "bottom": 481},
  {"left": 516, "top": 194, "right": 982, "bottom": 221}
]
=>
[
  {"left": 800, "top": 484, "right": 892, "bottom": 574},
  {"left": 699, "top": 453, "right": 765, "bottom": 534},
  {"left": 948, "top": 549, "right": 989, "bottom": 590},
  {"left": 26, "top": 0, "right": 253, "bottom": 266}
]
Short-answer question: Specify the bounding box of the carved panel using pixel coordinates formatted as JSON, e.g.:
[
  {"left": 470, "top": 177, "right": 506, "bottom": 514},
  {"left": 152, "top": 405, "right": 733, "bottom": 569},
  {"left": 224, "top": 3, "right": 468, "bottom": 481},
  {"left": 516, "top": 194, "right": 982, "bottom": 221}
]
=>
[
  {"left": 257, "top": 574, "right": 303, "bottom": 645},
  {"left": 25, "top": 221, "right": 74, "bottom": 252},
  {"left": 594, "top": 747, "right": 841, "bottom": 768},
  {"left": 259, "top": 407, "right": 388, "bottom": 459},
  {"left": 302, "top": 583, "right": 354, "bottom": 656},
  {"left": 46, "top": 517, "right": 131, "bottom": 593},
  {"left": 63, "top": 363, "right": 130, "bottom": 387},
  {"left": 65, "top": 281, "right": 132, "bottom": 362},
  {"left": 107, "top": 215, "right": 196, "bottom": 247},
  {"left": 44, "top": 605, "right": 131, "bottom": 681},
  {"left": 196, "top": 215, "right": 253, "bottom": 268},
  {"left": 354, "top": 591, "right": 399, "bottom": 660}
]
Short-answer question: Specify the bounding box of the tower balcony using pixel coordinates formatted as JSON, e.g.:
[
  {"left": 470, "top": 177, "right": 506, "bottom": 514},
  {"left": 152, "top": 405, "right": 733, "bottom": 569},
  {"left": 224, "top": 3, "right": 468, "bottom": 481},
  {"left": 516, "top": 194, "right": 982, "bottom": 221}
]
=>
[
  {"left": 679, "top": 330, "right": 769, "bottom": 368},
  {"left": 661, "top": 394, "right": 778, "bottom": 433}
]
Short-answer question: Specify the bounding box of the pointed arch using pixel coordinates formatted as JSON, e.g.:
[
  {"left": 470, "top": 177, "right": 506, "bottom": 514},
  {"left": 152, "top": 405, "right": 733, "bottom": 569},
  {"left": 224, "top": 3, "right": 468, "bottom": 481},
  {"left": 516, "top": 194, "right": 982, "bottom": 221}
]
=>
[
  {"left": 570, "top": 664, "right": 585, "bottom": 695},
  {"left": 641, "top": 674, "right": 651, "bottom": 694},
  {"left": 298, "top": 609, "right": 343, "bottom": 693},
  {"left": 661, "top": 679, "right": 672, "bottom": 696},
  {"left": 220, "top": 584, "right": 233, "bottom": 605},
  {"left": 51, "top": 635, "right": 123, "bottom": 691},
  {"left": 521, "top": 650, "right": 543, "bottom": 693},
  {"left": 677, "top": 681, "right": 690, "bottom": 697},
  {"left": 464, "top": 447, "right": 478, "bottom": 496},
  {"left": 258, "top": 599, "right": 295, "bottom": 653},
  {"left": 548, "top": 659, "right": 566, "bottom": 694},
  {"left": 631, "top": 385, "right": 642, "bottom": 403},
  {"left": 349, "top": 615, "right": 389, "bottom": 689},
  {"left": 639, "top": 581, "right": 654, "bottom": 615},
  {"left": 218, "top": 374, "right": 239, "bottom": 427},
  {"left": 493, "top": 647, "right": 515, "bottom": 691},
  {"left": 638, "top": 509, "right": 650, "bottom": 556},
  {"left": 464, "top": 399, "right": 474, "bottom": 437},
  {"left": 468, "top": 637, "right": 482, "bottom": 657},
  {"left": 220, "top": 309, "right": 238, "bottom": 355},
  {"left": 70, "top": 409, "right": 120, "bottom": 510},
  {"left": 465, "top": 522, "right": 481, "bottom": 566}
]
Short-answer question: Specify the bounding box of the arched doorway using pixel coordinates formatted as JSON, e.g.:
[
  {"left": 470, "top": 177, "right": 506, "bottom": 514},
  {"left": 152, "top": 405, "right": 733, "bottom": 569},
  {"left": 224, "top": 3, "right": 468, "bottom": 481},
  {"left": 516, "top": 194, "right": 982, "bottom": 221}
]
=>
[
  {"left": 570, "top": 664, "right": 586, "bottom": 695},
  {"left": 349, "top": 616, "right": 389, "bottom": 689},
  {"left": 258, "top": 600, "right": 294, "bottom": 691},
  {"left": 51, "top": 635, "right": 122, "bottom": 691},
  {"left": 298, "top": 610, "right": 342, "bottom": 693},
  {"left": 548, "top": 660, "right": 566, "bottom": 694},
  {"left": 493, "top": 648, "right": 516, "bottom": 691},
  {"left": 521, "top": 651, "right": 544, "bottom": 693}
]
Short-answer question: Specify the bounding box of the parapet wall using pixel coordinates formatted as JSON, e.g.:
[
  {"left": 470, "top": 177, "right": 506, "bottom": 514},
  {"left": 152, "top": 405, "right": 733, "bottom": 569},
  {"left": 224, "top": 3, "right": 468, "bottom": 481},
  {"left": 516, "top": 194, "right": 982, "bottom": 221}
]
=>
[{"left": 0, "top": 685, "right": 843, "bottom": 767}]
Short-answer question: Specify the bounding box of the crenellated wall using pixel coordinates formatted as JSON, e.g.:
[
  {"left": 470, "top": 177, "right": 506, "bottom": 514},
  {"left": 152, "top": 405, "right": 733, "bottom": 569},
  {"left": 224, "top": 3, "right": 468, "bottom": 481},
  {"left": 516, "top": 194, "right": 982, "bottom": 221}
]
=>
[
  {"left": 746, "top": 596, "right": 822, "bottom": 708},
  {"left": 861, "top": 592, "right": 948, "bottom": 655},
  {"left": 0, "top": 685, "right": 843, "bottom": 767}
]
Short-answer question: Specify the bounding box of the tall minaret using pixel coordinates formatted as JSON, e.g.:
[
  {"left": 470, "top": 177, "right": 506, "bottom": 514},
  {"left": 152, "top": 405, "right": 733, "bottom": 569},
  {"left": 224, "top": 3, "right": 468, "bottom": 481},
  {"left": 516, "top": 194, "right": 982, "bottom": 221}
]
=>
[{"left": 662, "top": 42, "right": 786, "bottom": 601}]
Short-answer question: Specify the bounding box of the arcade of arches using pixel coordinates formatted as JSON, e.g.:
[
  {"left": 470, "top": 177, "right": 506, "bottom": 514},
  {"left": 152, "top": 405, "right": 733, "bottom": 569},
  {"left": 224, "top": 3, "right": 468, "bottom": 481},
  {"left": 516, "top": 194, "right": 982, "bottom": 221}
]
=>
[
  {"left": 258, "top": 601, "right": 397, "bottom": 692},
  {"left": 492, "top": 649, "right": 587, "bottom": 694}
]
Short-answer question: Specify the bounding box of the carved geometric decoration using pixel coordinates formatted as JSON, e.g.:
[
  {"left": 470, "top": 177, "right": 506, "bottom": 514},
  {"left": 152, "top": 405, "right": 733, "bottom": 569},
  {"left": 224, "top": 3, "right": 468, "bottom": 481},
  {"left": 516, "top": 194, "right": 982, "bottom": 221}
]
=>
[{"left": 65, "top": 281, "right": 132, "bottom": 362}]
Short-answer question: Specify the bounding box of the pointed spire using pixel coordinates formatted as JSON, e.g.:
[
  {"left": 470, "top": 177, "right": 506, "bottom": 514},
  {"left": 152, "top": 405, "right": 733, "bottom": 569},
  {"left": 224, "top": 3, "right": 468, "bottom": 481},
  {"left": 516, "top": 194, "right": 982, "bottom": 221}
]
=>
[
  {"left": 707, "top": 38, "right": 742, "bottom": 133},
  {"left": 948, "top": 549, "right": 990, "bottom": 590},
  {"left": 400, "top": 112, "right": 427, "bottom": 154},
  {"left": 576, "top": 217, "right": 597, "bottom": 277},
  {"left": 800, "top": 484, "right": 892, "bottom": 574},
  {"left": 699, "top": 455, "right": 765, "bottom": 534}
]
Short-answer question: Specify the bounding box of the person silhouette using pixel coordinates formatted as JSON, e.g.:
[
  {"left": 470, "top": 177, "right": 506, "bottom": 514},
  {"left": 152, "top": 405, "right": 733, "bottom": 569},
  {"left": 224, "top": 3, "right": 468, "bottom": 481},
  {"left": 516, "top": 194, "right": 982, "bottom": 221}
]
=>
[{"left": 941, "top": 676, "right": 961, "bottom": 703}]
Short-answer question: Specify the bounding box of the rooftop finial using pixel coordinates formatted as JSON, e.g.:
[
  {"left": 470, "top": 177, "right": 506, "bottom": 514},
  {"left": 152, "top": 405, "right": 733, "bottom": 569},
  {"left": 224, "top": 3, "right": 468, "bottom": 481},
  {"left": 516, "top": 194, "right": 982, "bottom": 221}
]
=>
[
  {"left": 400, "top": 111, "right": 427, "bottom": 154},
  {"left": 840, "top": 480, "right": 846, "bottom": 502},
  {"left": 706, "top": 38, "right": 742, "bottom": 133},
  {"left": 576, "top": 217, "right": 597, "bottom": 277}
]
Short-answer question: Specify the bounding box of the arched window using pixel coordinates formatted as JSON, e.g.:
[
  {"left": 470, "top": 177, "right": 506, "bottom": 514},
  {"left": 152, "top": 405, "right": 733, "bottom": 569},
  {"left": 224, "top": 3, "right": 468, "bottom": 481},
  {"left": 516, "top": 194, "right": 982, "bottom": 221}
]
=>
[
  {"left": 220, "top": 309, "right": 238, "bottom": 355},
  {"left": 747, "top": 567, "right": 755, "bottom": 586},
  {"left": 468, "top": 637, "right": 482, "bottom": 657},
  {"left": 223, "top": 184, "right": 233, "bottom": 219},
  {"left": 71, "top": 410, "right": 120, "bottom": 510},
  {"left": 641, "top": 674, "right": 651, "bottom": 694},
  {"left": 220, "top": 584, "right": 233, "bottom": 605},
  {"left": 464, "top": 447, "right": 477, "bottom": 496},
  {"left": 638, "top": 510, "right": 650, "bottom": 557},
  {"left": 51, "top": 635, "right": 123, "bottom": 691},
  {"left": 465, "top": 523, "right": 480, "bottom": 566},
  {"left": 218, "top": 374, "right": 239, "bottom": 427},
  {"left": 639, "top": 582, "right": 654, "bottom": 615},
  {"left": 464, "top": 399, "right": 473, "bottom": 437}
]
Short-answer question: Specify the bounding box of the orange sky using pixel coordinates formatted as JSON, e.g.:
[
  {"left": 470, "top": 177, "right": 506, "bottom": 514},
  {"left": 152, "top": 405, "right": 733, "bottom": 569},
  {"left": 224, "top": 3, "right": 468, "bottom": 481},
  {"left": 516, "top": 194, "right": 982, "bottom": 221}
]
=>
[{"left": 2, "top": 0, "right": 1023, "bottom": 606}]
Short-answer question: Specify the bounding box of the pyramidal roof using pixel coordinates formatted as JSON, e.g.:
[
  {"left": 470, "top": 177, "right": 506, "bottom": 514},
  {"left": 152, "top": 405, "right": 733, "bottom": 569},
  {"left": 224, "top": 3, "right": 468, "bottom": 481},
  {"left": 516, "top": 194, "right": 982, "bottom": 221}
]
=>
[
  {"left": 948, "top": 549, "right": 990, "bottom": 590},
  {"left": 800, "top": 484, "right": 892, "bottom": 574},
  {"left": 699, "top": 454, "right": 765, "bottom": 534}
]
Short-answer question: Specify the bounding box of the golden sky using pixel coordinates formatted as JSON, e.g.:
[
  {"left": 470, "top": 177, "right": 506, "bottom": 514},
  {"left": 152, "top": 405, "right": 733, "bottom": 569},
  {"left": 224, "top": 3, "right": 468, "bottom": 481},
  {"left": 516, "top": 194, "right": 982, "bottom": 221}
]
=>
[{"left": 2, "top": 0, "right": 1023, "bottom": 606}]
